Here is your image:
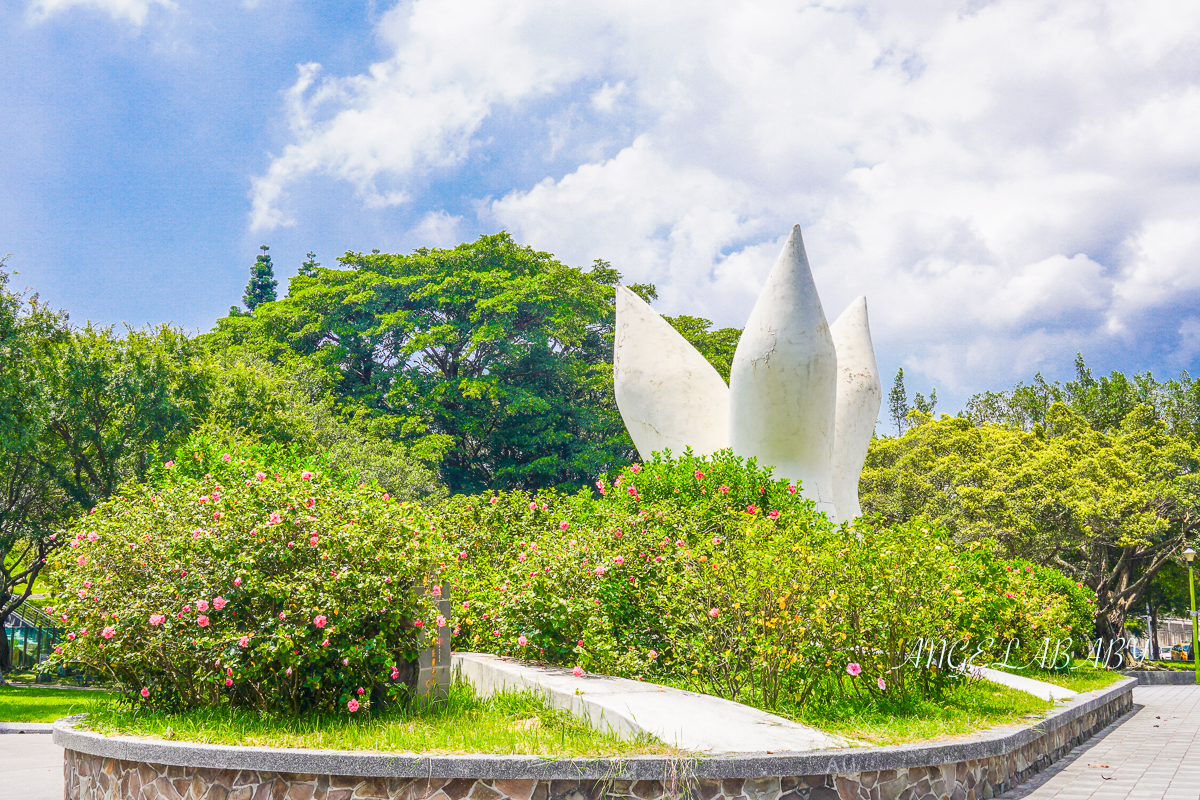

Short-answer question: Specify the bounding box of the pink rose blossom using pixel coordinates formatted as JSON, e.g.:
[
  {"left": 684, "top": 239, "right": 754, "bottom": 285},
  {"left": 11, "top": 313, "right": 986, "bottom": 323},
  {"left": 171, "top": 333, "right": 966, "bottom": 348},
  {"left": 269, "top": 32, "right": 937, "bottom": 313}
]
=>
[
  {"left": 149, "top": 614, "right": 165, "bottom": 626},
  {"left": 222, "top": 453, "right": 232, "bottom": 462},
  {"left": 719, "top": 485, "right": 730, "bottom": 493},
  {"left": 768, "top": 510, "right": 780, "bottom": 520},
  {"left": 572, "top": 666, "right": 585, "bottom": 677},
  {"left": 87, "top": 531, "right": 99, "bottom": 542},
  {"left": 212, "top": 512, "right": 223, "bottom": 520},
  {"left": 414, "top": 619, "right": 424, "bottom": 627},
  {"left": 255, "top": 471, "right": 267, "bottom": 482},
  {"left": 225, "top": 678, "right": 233, "bottom": 687},
  {"left": 390, "top": 668, "right": 400, "bottom": 680},
  {"left": 101, "top": 626, "right": 115, "bottom": 639},
  {"left": 630, "top": 464, "right": 641, "bottom": 473},
  {"left": 268, "top": 511, "right": 282, "bottom": 525},
  {"left": 709, "top": 608, "right": 720, "bottom": 618},
  {"left": 595, "top": 566, "right": 606, "bottom": 576},
  {"left": 140, "top": 687, "right": 150, "bottom": 698},
  {"left": 877, "top": 677, "right": 887, "bottom": 691},
  {"left": 198, "top": 495, "right": 209, "bottom": 503},
  {"left": 71, "top": 541, "right": 80, "bottom": 549},
  {"left": 560, "top": 521, "right": 570, "bottom": 531},
  {"left": 238, "top": 636, "right": 250, "bottom": 647},
  {"left": 357, "top": 687, "right": 365, "bottom": 696},
  {"left": 490, "top": 496, "right": 499, "bottom": 505},
  {"left": 694, "top": 470, "right": 705, "bottom": 480},
  {"left": 541, "top": 503, "right": 548, "bottom": 511},
  {"left": 614, "top": 556, "right": 625, "bottom": 566},
  {"left": 518, "top": 635, "right": 528, "bottom": 646},
  {"left": 343, "top": 658, "right": 350, "bottom": 666},
  {"left": 67, "top": 632, "right": 76, "bottom": 640},
  {"left": 301, "top": 471, "right": 314, "bottom": 480},
  {"left": 746, "top": 505, "right": 757, "bottom": 514},
  {"left": 183, "top": 605, "right": 191, "bottom": 613},
  {"left": 193, "top": 528, "right": 205, "bottom": 538},
  {"left": 197, "top": 600, "right": 210, "bottom": 612},
  {"left": 313, "top": 615, "right": 327, "bottom": 628},
  {"left": 347, "top": 699, "right": 360, "bottom": 712},
  {"left": 529, "top": 502, "right": 538, "bottom": 511},
  {"left": 234, "top": 577, "right": 243, "bottom": 586},
  {"left": 436, "top": 615, "right": 447, "bottom": 628},
  {"left": 213, "top": 597, "right": 226, "bottom": 610},
  {"left": 578, "top": 639, "right": 585, "bottom": 646},
  {"left": 846, "top": 663, "right": 862, "bottom": 676},
  {"left": 197, "top": 616, "right": 210, "bottom": 627},
  {"left": 165, "top": 460, "right": 175, "bottom": 468},
  {"left": 432, "top": 585, "right": 442, "bottom": 596},
  {"left": 648, "top": 650, "right": 658, "bottom": 660},
  {"left": 286, "top": 668, "right": 293, "bottom": 675},
  {"left": 77, "top": 556, "right": 87, "bottom": 566},
  {"left": 322, "top": 639, "right": 330, "bottom": 647}
]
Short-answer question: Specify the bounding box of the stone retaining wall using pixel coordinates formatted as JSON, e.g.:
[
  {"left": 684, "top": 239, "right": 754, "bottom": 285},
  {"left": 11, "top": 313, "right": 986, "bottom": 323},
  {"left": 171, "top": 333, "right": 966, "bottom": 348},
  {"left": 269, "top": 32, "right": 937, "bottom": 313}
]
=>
[
  {"left": 1122, "top": 670, "right": 1196, "bottom": 685},
  {"left": 57, "top": 679, "right": 1135, "bottom": 800}
]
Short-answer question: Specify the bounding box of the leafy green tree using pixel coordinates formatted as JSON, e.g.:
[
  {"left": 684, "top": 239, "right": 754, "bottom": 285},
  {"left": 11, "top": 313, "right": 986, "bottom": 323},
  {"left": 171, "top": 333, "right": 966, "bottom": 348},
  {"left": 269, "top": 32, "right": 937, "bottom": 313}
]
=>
[
  {"left": 663, "top": 315, "right": 742, "bottom": 383},
  {"left": 299, "top": 251, "right": 320, "bottom": 278},
  {"left": 243, "top": 245, "right": 278, "bottom": 311},
  {"left": 208, "top": 233, "right": 635, "bottom": 493},
  {"left": 861, "top": 404, "right": 1200, "bottom": 645}
]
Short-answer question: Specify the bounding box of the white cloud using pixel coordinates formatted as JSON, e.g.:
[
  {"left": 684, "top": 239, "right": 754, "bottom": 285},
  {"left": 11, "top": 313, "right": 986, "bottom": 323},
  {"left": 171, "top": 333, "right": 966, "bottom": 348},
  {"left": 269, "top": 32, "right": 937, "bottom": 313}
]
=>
[
  {"left": 252, "top": 0, "right": 1200, "bottom": 395},
  {"left": 412, "top": 209, "right": 464, "bottom": 248},
  {"left": 27, "top": 0, "right": 174, "bottom": 25}
]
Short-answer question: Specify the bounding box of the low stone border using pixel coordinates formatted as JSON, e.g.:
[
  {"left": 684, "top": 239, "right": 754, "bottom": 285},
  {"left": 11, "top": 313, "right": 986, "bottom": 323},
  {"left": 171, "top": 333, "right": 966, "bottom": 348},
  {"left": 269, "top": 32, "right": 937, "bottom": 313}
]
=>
[
  {"left": 55, "top": 678, "right": 1135, "bottom": 800},
  {"left": 1122, "top": 670, "right": 1196, "bottom": 685},
  {"left": 0, "top": 721, "right": 54, "bottom": 734}
]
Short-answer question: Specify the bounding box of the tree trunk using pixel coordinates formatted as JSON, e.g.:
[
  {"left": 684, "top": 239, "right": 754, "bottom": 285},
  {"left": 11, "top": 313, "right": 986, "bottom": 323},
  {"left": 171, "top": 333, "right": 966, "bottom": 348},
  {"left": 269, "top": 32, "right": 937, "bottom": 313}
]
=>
[
  {"left": 1149, "top": 602, "right": 1160, "bottom": 661},
  {"left": 0, "top": 617, "right": 11, "bottom": 678}
]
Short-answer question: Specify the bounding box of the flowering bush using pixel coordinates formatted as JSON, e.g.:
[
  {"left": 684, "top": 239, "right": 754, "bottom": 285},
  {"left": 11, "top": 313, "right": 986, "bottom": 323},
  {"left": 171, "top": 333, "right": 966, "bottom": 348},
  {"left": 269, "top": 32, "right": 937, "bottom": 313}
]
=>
[
  {"left": 445, "top": 450, "right": 1096, "bottom": 711},
  {"left": 45, "top": 446, "right": 448, "bottom": 714}
]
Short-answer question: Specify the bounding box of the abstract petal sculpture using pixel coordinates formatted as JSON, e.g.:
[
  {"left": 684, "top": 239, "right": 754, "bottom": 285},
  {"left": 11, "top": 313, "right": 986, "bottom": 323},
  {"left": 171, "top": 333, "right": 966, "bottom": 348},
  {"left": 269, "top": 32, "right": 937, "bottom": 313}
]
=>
[
  {"left": 728, "top": 225, "right": 839, "bottom": 519},
  {"left": 612, "top": 224, "right": 882, "bottom": 523},
  {"left": 829, "top": 296, "right": 882, "bottom": 521},
  {"left": 613, "top": 285, "right": 731, "bottom": 459}
]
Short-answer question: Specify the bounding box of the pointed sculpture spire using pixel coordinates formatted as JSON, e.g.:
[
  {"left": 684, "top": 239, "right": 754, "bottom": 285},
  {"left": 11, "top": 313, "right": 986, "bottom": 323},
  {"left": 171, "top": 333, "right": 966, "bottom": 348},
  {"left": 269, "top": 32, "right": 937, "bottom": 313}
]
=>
[
  {"left": 829, "top": 296, "right": 882, "bottom": 521},
  {"left": 728, "top": 225, "right": 839, "bottom": 519},
  {"left": 613, "top": 286, "right": 730, "bottom": 460}
]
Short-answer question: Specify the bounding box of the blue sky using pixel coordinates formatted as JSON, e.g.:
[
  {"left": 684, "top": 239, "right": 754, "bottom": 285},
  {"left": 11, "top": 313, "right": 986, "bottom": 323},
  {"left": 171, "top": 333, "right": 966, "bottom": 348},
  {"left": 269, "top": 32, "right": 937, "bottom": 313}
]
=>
[{"left": 4, "top": 0, "right": 1200, "bottom": 414}]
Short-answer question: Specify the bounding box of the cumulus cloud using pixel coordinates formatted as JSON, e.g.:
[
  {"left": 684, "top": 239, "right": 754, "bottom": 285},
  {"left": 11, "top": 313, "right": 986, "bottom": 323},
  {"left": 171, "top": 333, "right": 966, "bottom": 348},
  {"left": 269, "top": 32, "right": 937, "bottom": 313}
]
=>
[
  {"left": 251, "top": 0, "right": 1200, "bottom": 396},
  {"left": 27, "top": 0, "right": 175, "bottom": 25}
]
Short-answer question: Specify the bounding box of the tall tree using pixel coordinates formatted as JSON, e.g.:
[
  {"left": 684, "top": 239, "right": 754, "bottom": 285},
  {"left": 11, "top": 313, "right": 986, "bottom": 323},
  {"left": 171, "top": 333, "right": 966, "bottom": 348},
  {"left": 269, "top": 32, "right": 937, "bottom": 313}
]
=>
[
  {"left": 888, "top": 368, "right": 909, "bottom": 435},
  {"left": 207, "top": 233, "right": 635, "bottom": 492},
  {"left": 299, "top": 251, "right": 320, "bottom": 278},
  {"left": 243, "top": 245, "right": 278, "bottom": 311}
]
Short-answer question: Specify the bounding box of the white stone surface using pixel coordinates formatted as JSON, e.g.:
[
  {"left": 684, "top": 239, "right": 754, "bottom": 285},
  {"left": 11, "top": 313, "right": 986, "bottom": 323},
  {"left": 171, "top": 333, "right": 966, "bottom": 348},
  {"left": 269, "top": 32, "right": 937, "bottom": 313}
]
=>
[
  {"left": 728, "top": 225, "right": 839, "bottom": 519},
  {"left": 453, "top": 652, "right": 851, "bottom": 753},
  {"left": 613, "top": 285, "right": 730, "bottom": 461},
  {"left": 968, "top": 666, "right": 1079, "bottom": 702},
  {"left": 829, "top": 296, "right": 882, "bottom": 522}
]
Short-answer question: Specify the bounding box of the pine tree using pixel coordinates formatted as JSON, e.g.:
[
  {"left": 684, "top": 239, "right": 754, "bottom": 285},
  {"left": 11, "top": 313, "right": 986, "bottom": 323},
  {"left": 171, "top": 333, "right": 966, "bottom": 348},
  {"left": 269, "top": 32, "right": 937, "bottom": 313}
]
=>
[
  {"left": 243, "top": 245, "right": 278, "bottom": 311},
  {"left": 299, "top": 251, "right": 320, "bottom": 278},
  {"left": 888, "top": 367, "right": 910, "bottom": 436},
  {"left": 914, "top": 387, "right": 937, "bottom": 416}
]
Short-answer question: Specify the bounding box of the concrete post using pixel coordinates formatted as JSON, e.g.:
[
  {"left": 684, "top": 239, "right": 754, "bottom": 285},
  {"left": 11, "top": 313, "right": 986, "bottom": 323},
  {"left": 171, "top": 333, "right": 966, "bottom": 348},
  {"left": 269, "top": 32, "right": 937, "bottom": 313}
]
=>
[{"left": 414, "top": 583, "right": 452, "bottom": 706}]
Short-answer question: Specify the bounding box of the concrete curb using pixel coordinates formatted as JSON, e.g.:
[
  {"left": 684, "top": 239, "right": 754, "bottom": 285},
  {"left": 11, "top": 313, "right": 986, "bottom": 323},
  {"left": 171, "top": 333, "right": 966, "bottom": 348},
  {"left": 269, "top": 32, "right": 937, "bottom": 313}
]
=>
[
  {"left": 0, "top": 721, "right": 54, "bottom": 734},
  {"left": 52, "top": 678, "right": 1136, "bottom": 780},
  {"left": 1122, "top": 670, "right": 1196, "bottom": 685}
]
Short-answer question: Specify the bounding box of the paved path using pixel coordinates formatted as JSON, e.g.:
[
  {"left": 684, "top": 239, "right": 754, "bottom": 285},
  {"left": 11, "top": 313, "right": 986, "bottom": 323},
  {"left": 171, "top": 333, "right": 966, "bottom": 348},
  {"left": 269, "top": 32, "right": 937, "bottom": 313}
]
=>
[
  {"left": 1001, "top": 685, "right": 1200, "bottom": 800},
  {"left": 0, "top": 734, "right": 62, "bottom": 800}
]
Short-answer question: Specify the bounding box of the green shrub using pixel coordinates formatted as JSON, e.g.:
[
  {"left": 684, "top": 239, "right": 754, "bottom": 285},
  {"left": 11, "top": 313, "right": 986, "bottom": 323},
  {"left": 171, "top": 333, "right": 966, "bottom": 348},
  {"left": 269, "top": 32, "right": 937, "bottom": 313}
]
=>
[{"left": 45, "top": 445, "right": 448, "bottom": 714}]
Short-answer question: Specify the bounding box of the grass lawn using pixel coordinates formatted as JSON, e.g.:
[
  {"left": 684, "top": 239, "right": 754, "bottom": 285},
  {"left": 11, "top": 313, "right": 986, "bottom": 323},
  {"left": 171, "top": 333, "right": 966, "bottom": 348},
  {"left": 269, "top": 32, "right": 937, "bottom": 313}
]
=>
[
  {"left": 0, "top": 685, "right": 118, "bottom": 723},
  {"left": 82, "top": 682, "right": 681, "bottom": 757},
  {"left": 784, "top": 679, "right": 1055, "bottom": 746},
  {"left": 992, "top": 660, "right": 1126, "bottom": 693}
]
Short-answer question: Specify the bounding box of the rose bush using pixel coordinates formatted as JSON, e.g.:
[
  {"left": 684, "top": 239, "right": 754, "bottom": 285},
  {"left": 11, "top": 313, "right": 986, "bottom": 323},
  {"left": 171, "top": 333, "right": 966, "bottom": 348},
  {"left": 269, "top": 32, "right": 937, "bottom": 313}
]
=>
[{"left": 45, "top": 442, "right": 449, "bottom": 714}]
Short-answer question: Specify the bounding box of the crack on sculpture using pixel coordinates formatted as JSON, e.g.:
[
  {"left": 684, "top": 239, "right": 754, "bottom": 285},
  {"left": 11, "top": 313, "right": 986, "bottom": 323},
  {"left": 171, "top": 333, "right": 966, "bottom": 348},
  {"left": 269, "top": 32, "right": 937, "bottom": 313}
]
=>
[{"left": 613, "top": 225, "right": 881, "bottom": 524}]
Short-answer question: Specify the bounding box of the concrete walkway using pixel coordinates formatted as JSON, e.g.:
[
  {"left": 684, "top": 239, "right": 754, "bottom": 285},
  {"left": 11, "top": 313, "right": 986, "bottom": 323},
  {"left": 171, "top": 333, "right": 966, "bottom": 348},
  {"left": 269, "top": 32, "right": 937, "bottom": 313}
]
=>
[
  {"left": 1000, "top": 685, "right": 1200, "bottom": 800},
  {"left": 0, "top": 734, "right": 62, "bottom": 800}
]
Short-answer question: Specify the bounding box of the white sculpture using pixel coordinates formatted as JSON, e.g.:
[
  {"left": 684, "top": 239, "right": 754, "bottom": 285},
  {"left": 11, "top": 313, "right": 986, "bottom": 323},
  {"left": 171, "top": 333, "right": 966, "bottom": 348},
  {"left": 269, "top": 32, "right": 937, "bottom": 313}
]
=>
[
  {"left": 612, "top": 286, "right": 730, "bottom": 459},
  {"left": 728, "top": 226, "right": 839, "bottom": 519},
  {"left": 612, "top": 224, "right": 882, "bottom": 523},
  {"left": 829, "top": 296, "right": 882, "bottom": 521}
]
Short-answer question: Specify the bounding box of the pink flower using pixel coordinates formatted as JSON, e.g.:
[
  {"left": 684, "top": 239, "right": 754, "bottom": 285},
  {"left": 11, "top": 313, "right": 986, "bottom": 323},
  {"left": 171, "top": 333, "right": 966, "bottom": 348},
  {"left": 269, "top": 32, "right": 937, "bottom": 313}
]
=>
[
  {"left": 675, "top": 539, "right": 685, "bottom": 547},
  {"left": 322, "top": 639, "right": 330, "bottom": 647},
  {"left": 541, "top": 503, "right": 547, "bottom": 511},
  {"left": 787, "top": 485, "right": 797, "bottom": 494},
  {"left": 213, "top": 597, "right": 226, "bottom": 610},
  {"left": 528, "top": 502, "right": 538, "bottom": 511},
  {"left": 234, "top": 577, "right": 243, "bottom": 586},
  {"left": 67, "top": 633, "right": 76, "bottom": 640},
  {"left": 255, "top": 471, "right": 267, "bottom": 482},
  {"left": 846, "top": 663, "right": 862, "bottom": 676},
  {"left": 305, "top": 498, "right": 316, "bottom": 508},
  {"left": 648, "top": 650, "right": 658, "bottom": 660},
  {"left": 578, "top": 640, "right": 585, "bottom": 646},
  {"left": 193, "top": 528, "right": 205, "bottom": 539},
  {"left": 768, "top": 510, "right": 780, "bottom": 520},
  {"left": 222, "top": 453, "right": 232, "bottom": 462},
  {"left": 709, "top": 608, "right": 719, "bottom": 618},
  {"left": 310, "top": 536, "right": 319, "bottom": 547},
  {"left": 518, "top": 553, "right": 526, "bottom": 561},
  {"left": 225, "top": 678, "right": 233, "bottom": 687},
  {"left": 196, "top": 600, "right": 210, "bottom": 612},
  {"left": 614, "top": 556, "right": 625, "bottom": 566},
  {"left": 347, "top": 699, "right": 360, "bottom": 712},
  {"left": 459, "top": 551, "right": 468, "bottom": 560},
  {"left": 490, "top": 496, "right": 499, "bottom": 505},
  {"left": 390, "top": 669, "right": 399, "bottom": 680},
  {"left": 140, "top": 687, "right": 150, "bottom": 698},
  {"left": 594, "top": 566, "right": 606, "bottom": 576},
  {"left": 357, "top": 687, "right": 365, "bottom": 695},
  {"left": 101, "top": 626, "right": 115, "bottom": 639},
  {"left": 694, "top": 470, "right": 705, "bottom": 480},
  {"left": 877, "top": 677, "right": 887, "bottom": 691},
  {"left": 1005, "top": 592, "right": 1016, "bottom": 598},
  {"left": 77, "top": 556, "right": 87, "bottom": 566},
  {"left": 436, "top": 615, "right": 447, "bottom": 628},
  {"left": 87, "top": 531, "right": 99, "bottom": 542},
  {"left": 165, "top": 460, "right": 175, "bottom": 468},
  {"left": 197, "top": 615, "right": 210, "bottom": 627},
  {"left": 462, "top": 601, "right": 470, "bottom": 610},
  {"left": 301, "top": 471, "right": 314, "bottom": 480},
  {"left": 213, "top": 512, "right": 223, "bottom": 520},
  {"left": 518, "top": 635, "right": 528, "bottom": 646},
  {"left": 560, "top": 521, "right": 570, "bottom": 531},
  {"left": 381, "top": 493, "right": 390, "bottom": 502},
  {"left": 343, "top": 658, "right": 350, "bottom": 666},
  {"left": 630, "top": 464, "right": 642, "bottom": 473},
  {"left": 238, "top": 636, "right": 250, "bottom": 647},
  {"left": 573, "top": 666, "right": 584, "bottom": 677},
  {"left": 414, "top": 619, "right": 424, "bottom": 627},
  {"left": 268, "top": 511, "right": 282, "bottom": 525},
  {"left": 432, "top": 585, "right": 442, "bottom": 597},
  {"left": 183, "top": 605, "right": 191, "bottom": 612},
  {"left": 149, "top": 614, "right": 165, "bottom": 626},
  {"left": 71, "top": 541, "right": 80, "bottom": 549},
  {"left": 314, "top": 615, "right": 327, "bottom": 628},
  {"left": 746, "top": 505, "right": 757, "bottom": 514},
  {"left": 719, "top": 485, "right": 730, "bottom": 494},
  {"left": 627, "top": 486, "right": 638, "bottom": 497}
]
